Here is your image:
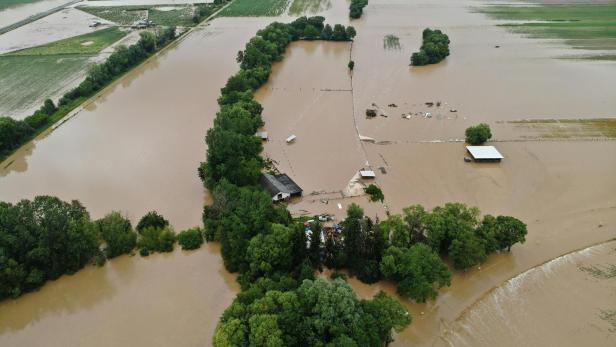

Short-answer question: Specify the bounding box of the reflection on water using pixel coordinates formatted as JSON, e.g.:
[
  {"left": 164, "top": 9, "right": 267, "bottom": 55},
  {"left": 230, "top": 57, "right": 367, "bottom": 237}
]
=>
[{"left": 0, "top": 245, "right": 239, "bottom": 347}]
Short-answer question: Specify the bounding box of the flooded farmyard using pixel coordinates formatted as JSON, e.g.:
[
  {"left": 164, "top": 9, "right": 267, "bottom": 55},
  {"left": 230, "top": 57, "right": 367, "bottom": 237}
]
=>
[{"left": 0, "top": 0, "right": 615, "bottom": 346}]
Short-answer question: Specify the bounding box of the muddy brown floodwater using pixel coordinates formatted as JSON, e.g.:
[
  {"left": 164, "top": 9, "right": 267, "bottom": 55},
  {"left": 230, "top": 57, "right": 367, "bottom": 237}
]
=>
[
  {"left": 0, "top": 245, "right": 239, "bottom": 347},
  {"left": 447, "top": 241, "right": 616, "bottom": 346},
  {"left": 1, "top": 0, "right": 616, "bottom": 346}
]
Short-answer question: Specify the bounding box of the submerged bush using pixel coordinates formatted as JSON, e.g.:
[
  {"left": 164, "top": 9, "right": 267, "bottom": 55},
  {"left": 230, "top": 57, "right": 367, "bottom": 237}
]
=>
[
  {"left": 365, "top": 184, "right": 384, "bottom": 202},
  {"left": 137, "top": 226, "right": 176, "bottom": 254},
  {"left": 177, "top": 227, "right": 204, "bottom": 250}
]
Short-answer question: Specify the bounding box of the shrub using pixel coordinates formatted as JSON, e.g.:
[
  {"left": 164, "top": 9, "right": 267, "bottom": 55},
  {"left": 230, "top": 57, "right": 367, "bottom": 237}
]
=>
[
  {"left": 136, "top": 211, "right": 169, "bottom": 233},
  {"left": 177, "top": 227, "right": 204, "bottom": 250},
  {"left": 465, "top": 123, "right": 492, "bottom": 145},
  {"left": 364, "top": 184, "right": 384, "bottom": 202},
  {"left": 94, "top": 211, "right": 137, "bottom": 258},
  {"left": 137, "top": 226, "right": 176, "bottom": 254},
  {"left": 348, "top": 60, "right": 355, "bottom": 70},
  {"left": 349, "top": 0, "right": 368, "bottom": 19}
]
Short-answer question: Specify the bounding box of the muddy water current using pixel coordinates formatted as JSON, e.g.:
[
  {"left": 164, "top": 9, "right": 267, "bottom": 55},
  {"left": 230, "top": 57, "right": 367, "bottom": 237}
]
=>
[
  {"left": 0, "top": 0, "right": 70, "bottom": 28},
  {"left": 1, "top": 0, "right": 616, "bottom": 346}
]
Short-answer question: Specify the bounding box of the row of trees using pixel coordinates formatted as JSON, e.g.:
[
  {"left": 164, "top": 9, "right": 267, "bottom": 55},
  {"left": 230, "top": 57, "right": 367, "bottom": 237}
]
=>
[
  {"left": 0, "top": 27, "right": 177, "bottom": 160},
  {"left": 316, "top": 202, "right": 527, "bottom": 301},
  {"left": 410, "top": 28, "right": 450, "bottom": 66},
  {"left": 350, "top": 0, "right": 369, "bottom": 19},
  {"left": 199, "top": 17, "right": 413, "bottom": 346},
  {"left": 0, "top": 196, "right": 202, "bottom": 300}
]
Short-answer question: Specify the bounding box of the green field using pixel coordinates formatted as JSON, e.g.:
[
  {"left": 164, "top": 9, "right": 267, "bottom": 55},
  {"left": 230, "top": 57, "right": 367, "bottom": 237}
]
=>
[
  {"left": 0, "top": 27, "right": 128, "bottom": 117},
  {"left": 0, "top": 55, "right": 92, "bottom": 117},
  {"left": 219, "top": 0, "right": 290, "bottom": 16},
  {"left": 479, "top": 3, "right": 616, "bottom": 59},
  {"left": 80, "top": 4, "right": 220, "bottom": 27},
  {"left": 0, "top": 0, "right": 44, "bottom": 11},
  {"left": 5, "top": 27, "right": 126, "bottom": 56},
  {"left": 510, "top": 118, "right": 616, "bottom": 139},
  {"left": 288, "top": 0, "right": 330, "bottom": 16}
]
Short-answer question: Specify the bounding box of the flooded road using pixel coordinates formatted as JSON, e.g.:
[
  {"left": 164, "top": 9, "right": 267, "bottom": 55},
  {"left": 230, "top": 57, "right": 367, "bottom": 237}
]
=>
[{"left": 0, "top": 245, "right": 239, "bottom": 347}]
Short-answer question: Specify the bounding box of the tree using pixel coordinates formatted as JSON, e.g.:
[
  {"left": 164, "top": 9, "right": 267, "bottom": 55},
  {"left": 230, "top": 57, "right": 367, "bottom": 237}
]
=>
[
  {"left": 348, "top": 60, "right": 355, "bottom": 70},
  {"left": 402, "top": 205, "right": 428, "bottom": 244},
  {"left": 423, "top": 202, "right": 480, "bottom": 254},
  {"left": 246, "top": 224, "right": 295, "bottom": 281},
  {"left": 410, "top": 28, "right": 450, "bottom": 66},
  {"left": 321, "top": 24, "right": 333, "bottom": 40},
  {"left": 308, "top": 219, "right": 323, "bottom": 268},
  {"left": 137, "top": 226, "right": 176, "bottom": 254},
  {"left": 177, "top": 227, "right": 204, "bottom": 250},
  {"left": 465, "top": 123, "right": 492, "bottom": 145},
  {"left": 0, "top": 196, "right": 100, "bottom": 299},
  {"left": 380, "top": 215, "right": 409, "bottom": 248},
  {"left": 380, "top": 244, "right": 451, "bottom": 302},
  {"left": 449, "top": 229, "right": 486, "bottom": 270},
  {"left": 40, "top": 99, "right": 57, "bottom": 116},
  {"left": 361, "top": 291, "right": 411, "bottom": 343},
  {"left": 364, "top": 184, "right": 384, "bottom": 202},
  {"left": 136, "top": 211, "right": 169, "bottom": 233},
  {"left": 494, "top": 215, "right": 527, "bottom": 251},
  {"left": 94, "top": 211, "right": 137, "bottom": 258}
]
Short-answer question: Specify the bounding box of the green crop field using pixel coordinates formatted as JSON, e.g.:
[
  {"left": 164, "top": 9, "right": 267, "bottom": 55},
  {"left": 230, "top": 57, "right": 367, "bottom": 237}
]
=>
[
  {"left": 79, "top": 4, "right": 220, "bottom": 27},
  {"left": 219, "top": 0, "right": 290, "bottom": 17},
  {"left": 0, "top": 55, "right": 92, "bottom": 117},
  {"left": 288, "top": 0, "right": 330, "bottom": 16},
  {"left": 478, "top": 3, "right": 616, "bottom": 59},
  {"left": 0, "top": 0, "right": 44, "bottom": 12},
  {"left": 5, "top": 27, "right": 127, "bottom": 56},
  {"left": 0, "top": 27, "right": 127, "bottom": 117}
]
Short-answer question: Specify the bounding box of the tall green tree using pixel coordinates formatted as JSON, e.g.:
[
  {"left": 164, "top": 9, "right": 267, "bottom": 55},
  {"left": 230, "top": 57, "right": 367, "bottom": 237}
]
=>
[{"left": 380, "top": 244, "right": 451, "bottom": 302}]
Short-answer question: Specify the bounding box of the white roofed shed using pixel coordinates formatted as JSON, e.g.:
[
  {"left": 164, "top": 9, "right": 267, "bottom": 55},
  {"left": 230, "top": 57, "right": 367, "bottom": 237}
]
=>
[{"left": 466, "top": 146, "right": 504, "bottom": 162}]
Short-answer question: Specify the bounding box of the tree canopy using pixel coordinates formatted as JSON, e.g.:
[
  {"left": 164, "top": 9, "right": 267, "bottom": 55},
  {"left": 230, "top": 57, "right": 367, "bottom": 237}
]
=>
[
  {"left": 465, "top": 123, "right": 492, "bottom": 145},
  {"left": 410, "top": 28, "right": 450, "bottom": 66}
]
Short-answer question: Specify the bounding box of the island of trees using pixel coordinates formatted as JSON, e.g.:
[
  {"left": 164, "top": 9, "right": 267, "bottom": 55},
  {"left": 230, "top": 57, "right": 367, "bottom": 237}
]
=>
[
  {"left": 350, "top": 0, "right": 369, "bottom": 19},
  {"left": 410, "top": 28, "right": 450, "bottom": 66}
]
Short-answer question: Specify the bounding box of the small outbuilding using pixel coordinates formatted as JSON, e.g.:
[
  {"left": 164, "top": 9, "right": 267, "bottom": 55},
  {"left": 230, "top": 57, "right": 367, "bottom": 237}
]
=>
[
  {"left": 256, "top": 131, "right": 268, "bottom": 141},
  {"left": 260, "top": 173, "right": 303, "bottom": 202},
  {"left": 359, "top": 170, "right": 376, "bottom": 179},
  {"left": 466, "top": 146, "right": 504, "bottom": 162},
  {"left": 286, "top": 135, "right": 297, "bottom": 143}
]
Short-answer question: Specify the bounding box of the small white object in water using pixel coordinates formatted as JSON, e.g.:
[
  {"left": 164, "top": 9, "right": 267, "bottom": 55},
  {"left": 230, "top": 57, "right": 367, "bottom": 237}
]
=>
[{"left": 337, "top": 203, "right": 342, "bottom": 210}]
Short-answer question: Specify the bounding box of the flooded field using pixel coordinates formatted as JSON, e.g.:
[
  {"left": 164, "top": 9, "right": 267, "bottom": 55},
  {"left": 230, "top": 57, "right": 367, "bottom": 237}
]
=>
[
  {"left": 1, "top": 0, "right": 615, "bottom": 346},
  {"left": 0, "top": 18, "right": 269, "bottom": 230},
  {"left": 0, "top": 8, "right": 114, "bottom": 55},
  {"left": 0, "top": 245, "right": 239, "bottom": 347},
  {"left": 447, "top": 241, "right": 616, "bottom": 346},
  {"left": 0, "top": 0, "right": 70, "bottom": 28}
]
